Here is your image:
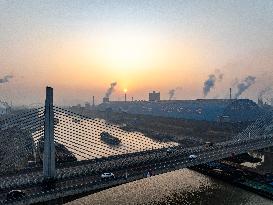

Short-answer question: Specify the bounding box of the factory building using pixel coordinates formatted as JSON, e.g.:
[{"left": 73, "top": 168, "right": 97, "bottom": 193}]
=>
[
  {"left": 85, "top": 102, "right": 91, "bottom": 110},
  {"left": 99, "top": 99, "right": 264, "bottom": 122},
  {"left": 103, "top": 97, "right": 109, "bottom": 103},
  {"left": 149, "top": 91, "right": 160, "bottom": 102}
]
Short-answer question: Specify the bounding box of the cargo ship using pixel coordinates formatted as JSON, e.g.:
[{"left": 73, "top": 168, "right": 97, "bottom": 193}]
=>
[{"left": 100, "top": 131, "right": 121, "bottom": 145}]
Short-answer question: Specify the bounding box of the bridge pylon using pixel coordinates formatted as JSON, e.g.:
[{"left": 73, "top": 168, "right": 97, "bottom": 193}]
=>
[{"left": 43, "top": 86, "right": 56, "bottom": 179}]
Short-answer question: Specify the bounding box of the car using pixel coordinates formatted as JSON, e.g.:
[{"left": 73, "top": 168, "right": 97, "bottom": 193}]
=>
[
  {"left": 6, "top": 190, "right": 26, "bottom": 201},
  {"left": 205, "top": 142, "right": 213, "bottom": 147},
  {"left": 167, "top": 148, "right": 175, "bottom": 153},
  {"left": 188, "top": 154, "right": 197, "bottom": 159},
  {"left": 101, "top": 173, "right": 115, "bottom": 179}
]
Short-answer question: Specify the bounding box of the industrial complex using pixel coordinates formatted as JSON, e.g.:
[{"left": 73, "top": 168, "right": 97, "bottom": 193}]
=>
[
  {"left": 95, "top": 90, "right": 273, "bottom": 123},
  {"left": 98, "top": 98, "right": 265, "bottom": 122}
]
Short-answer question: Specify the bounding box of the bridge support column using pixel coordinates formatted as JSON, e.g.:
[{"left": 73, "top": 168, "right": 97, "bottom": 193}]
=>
[{"left": 43, "top": 87, "right": 56, "bottom": 179}]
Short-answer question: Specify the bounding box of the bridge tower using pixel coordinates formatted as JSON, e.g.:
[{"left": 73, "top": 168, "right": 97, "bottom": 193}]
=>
[{"left": 43, "top": 87, "right": 56, "bottom": 179}]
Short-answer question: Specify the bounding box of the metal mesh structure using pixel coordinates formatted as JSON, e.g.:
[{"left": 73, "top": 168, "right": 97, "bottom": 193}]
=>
[
  {"left": 0, "top": 108, "right": 44, "bottom": 174},
  {"left": 53, "top": 106, "right": 172, "bottom": 161},
  {"left": 1, "top": 101, "right": 273, "bottom": 205},
  {"left": 233, "top": 110, "right": 273, "bottom": 141}
]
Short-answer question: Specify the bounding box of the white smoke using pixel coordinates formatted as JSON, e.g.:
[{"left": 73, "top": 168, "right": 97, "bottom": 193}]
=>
[
  {"left": 168, "top": 87, "right": 182, "bottom": 100},
  {"left": 203, "top": 70, "right": 224, "bottom": 97},
  {"left": 234, "top": 76, "right": 256, "bottom": 99}
]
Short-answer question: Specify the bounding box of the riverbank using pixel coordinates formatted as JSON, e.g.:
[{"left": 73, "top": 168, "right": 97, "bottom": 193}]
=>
[{"left": 192, "top": 161, "right": 273, "bottom": 200}]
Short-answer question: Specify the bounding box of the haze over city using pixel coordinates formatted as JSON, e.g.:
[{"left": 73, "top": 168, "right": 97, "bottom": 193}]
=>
[
  {"left": 1, "top": 1, "right": 273, "bottom": 205},
  {"left": 0, "top": 0, "right": 273, "bottom": 106}
]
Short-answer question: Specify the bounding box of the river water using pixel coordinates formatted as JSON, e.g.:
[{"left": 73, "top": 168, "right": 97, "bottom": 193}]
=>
[
  {"left": 67, "top": 169, "right": 272, "bottom": 205},
  {"left": 53, "top": 111, "right": 272, "bottom": 205}
]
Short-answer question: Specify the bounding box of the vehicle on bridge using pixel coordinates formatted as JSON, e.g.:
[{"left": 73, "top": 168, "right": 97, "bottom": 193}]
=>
[
  {"left": 101, "top": 172, "right": 115, "bottom": 179},
  {"left": 167, "top": 147, "right": 176, "bottom": 153},
  {"left": 189, "top": 154, "right": 197, "bottom": 159}
]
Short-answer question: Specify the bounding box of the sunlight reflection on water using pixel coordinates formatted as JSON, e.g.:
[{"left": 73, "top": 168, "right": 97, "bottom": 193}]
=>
[{"left": 66, "top": 169, "right": 272, "bottom": 205}]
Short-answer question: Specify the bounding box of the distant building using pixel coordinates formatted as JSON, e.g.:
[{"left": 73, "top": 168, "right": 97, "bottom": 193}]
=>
[
  {"left": 103, "top": 97, "right": 109, "bottom": 103},
  {"left": 85, "top": 102, "right": 91, "bottom": 110},
  {"left": 149, "top": 91, "right": 160, "bottom": 102},
  {"left": 98, "top": 99, "right": 264, "bottom": 122},
  {"left": 271, "top": 98, "right": 273, "bottom": 107}
]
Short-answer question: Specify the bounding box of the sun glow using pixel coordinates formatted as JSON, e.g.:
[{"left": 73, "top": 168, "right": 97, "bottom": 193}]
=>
[{"left": 94, "top": 29, "right": 160, "bottom": 73}]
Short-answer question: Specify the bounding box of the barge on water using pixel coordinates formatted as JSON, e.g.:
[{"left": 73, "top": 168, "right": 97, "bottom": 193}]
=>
[
  {"left": 192, "top": 162, "right": 273, "bottom": 200},
  {"left": 100, "top": 131, "right": 121, "bottom": 146}
]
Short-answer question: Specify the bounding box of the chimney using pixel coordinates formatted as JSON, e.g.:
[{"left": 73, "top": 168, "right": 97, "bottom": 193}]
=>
[
  {"left": 92, "top": 96, "right": 95, "bottom": 106},
  {"left": 229, "top": 88, "right": 232, "bottom": 100},
  {"left": 132, "top": 97, "right": 134, "bottom": 102},
  {"left": 125, "top": 93, "right": 127, "bottom": 102}
]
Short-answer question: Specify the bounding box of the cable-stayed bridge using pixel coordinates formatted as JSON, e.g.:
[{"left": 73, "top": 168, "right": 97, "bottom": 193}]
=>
[{"left": 0, "top": 87, "right": 272, "bottom": 204}]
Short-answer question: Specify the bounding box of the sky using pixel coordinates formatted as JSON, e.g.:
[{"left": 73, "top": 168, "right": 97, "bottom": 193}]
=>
[{"left": 0, "top": 0, "right": 273, "bottom": 106}]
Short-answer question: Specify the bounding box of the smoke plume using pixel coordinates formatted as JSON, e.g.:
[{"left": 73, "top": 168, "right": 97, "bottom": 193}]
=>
[
  {"left": 215, "top": 69, "right": 224, "bottom": 81},
  {"left": 234, "top": 76, "right": 256, "bottom": 99},
  {"left": 203, "top": 70, "right": 224, "bottom": 97},
  {"left": 168, "top": 89, "right": 175, "bottom": 100},
  {"left": 105, "top": 82, "right": 117, "bottom": 98},
  {"left": 0, "top": 75, "right": 13, "bottom": 84},
  {"left": 168, "top": 87, "right": 182, "bottom": 100},
  {"left": 203, "top": 74, "right": 217, "bottom": 97},
  {"left": 258, "top": 87, "right": 272, "bottom": 99}
]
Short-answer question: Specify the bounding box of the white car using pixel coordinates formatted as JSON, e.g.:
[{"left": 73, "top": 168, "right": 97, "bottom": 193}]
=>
[
  {"left": 188, "top": 154, "right": 197, "bottom": 159},
  {"left": 101, "top": 173, "right": 115, "bottom": 178},
  {"left": 167, "top": 148, "right": 174, "bottom": 153}
]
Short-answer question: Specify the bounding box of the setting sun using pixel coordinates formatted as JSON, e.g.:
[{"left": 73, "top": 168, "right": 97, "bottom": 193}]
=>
[{"left": 94, "top": 29, "right": 162, "bottom": 73}]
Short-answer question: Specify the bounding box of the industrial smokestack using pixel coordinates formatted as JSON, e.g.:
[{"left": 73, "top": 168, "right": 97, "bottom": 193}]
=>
[
  {"left": 125, "top": 93, "right": 127, "bottom": 102},
  {"left": 92, "top": 96, "right": 95, "bottom": 106},
  {"left": 132, "top": 97, "right": 134, "bottom": 102},
  {"left": 230, "top": 88, "right": 232, "bottom": 100}
]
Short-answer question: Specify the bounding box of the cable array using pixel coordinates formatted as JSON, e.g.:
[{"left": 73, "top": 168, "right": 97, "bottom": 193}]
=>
[
  {"left": 0, "top": 108, "right": 45, "bottom": 173},
  {"left": 53, "top": 106, "right": 172, "bottom": 161},
  {"left": 233, "top": 110, "right": 273, "bottom": 141}
]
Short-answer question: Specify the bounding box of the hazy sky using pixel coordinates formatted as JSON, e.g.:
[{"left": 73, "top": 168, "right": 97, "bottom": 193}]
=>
[{"left": 0, "top": 0, "right": 273, "bottom": 105}]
